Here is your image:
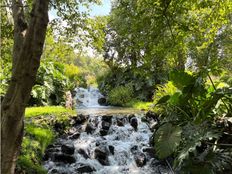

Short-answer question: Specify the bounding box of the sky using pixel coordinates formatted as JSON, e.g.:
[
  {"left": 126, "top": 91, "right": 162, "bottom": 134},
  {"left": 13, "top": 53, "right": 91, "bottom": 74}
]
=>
[
  {"left": 49, "top": 0, "right": 111, "bottom": 20},
  {"left": 87, "top": 0, "right": 111, "bottom": 16}
]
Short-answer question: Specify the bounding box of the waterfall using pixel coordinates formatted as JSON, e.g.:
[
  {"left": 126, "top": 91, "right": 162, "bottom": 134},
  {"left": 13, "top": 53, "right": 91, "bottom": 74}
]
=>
[{"left": 75, "top": 87, "right": 104, "bottom": 108}]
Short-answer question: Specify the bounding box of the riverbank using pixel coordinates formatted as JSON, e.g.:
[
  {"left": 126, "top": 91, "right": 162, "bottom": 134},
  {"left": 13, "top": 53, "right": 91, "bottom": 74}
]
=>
[{"left": 16, "top": 106, "right": 76, "bottom": 174}]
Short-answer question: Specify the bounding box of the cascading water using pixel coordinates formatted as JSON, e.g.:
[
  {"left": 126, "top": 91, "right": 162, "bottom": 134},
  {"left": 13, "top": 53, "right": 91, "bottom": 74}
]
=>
[
  {"left": 75, "top": 87, "right": 105, "bottom": 108},
  {"left": 43, "top": 87, "right": 171, "bottom": 174},
  {"left": 43, "top": 115, "right": 171, "bottom": 174}
]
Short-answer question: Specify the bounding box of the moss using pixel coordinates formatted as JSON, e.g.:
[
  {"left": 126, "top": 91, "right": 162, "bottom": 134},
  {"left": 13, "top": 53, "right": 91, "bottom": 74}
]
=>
[{"left": 25, "top": 106, "right": 75, "bottom": 118}]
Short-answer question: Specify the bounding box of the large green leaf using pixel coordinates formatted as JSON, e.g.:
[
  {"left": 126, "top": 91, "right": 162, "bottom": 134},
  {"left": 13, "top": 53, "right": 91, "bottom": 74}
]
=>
[
  {"left": 169, "top": 70, "right": 195, "bottom": 90},
  {"left": 154, "top": 123, "right": 182, "bottom": 159},
  {"left": 156, "top": 95, "right": 170, "bottom": 105}
]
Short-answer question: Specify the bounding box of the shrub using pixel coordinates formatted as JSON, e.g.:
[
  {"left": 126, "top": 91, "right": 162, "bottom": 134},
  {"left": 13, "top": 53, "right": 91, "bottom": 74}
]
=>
[{"left": 108, "top": 85, "right": 133, "bottom": 106}]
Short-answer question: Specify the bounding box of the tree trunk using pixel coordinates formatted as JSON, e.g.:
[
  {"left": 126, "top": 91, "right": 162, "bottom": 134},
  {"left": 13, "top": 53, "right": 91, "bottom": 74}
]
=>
[{"left": 1, "top": 0, "right": 49, "bottom": 173}]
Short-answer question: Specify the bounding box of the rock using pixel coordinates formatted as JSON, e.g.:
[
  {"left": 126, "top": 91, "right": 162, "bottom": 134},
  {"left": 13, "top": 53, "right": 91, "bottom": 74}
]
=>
[
  {"left": 130, "top": 117, "right": 138, "bottom": 131},
  {"left": 94, "top": 147, "right": 109, "bottom": 165},
  {"left": 98, "top": 97, "right": 107, "bottom": 106},
  {"left": 100, "top": 129, "right": 108, "bottom": 136},
  {"left": 68, "top": 132, "right": 80, "bottom": 139},
  {"left": 52, "top": 153, "right": 76, "bottom": 164},
  {"left": 75, "top": 163, "right": 96, "bottom": 173},
  {"left": 128, "top": 114, "right": 135, "bottom": 121},
  {"left": 102, "top": 116, "right": 112, "bottom": 123},
  {"left": 141, "top": 116, "right": 148, "bottom": 123},
  {"left": 117, "top": 118, "right": 124, "bottom": 127},
  {"left": 134, "top": 152, "right": 147, "bottom": 167},
  {"left": 142, "top": 147, "right": 156, "bottom": 159},
  {"left": 85, "top": 123, "right": 95, "bottom": 134},
  {"left": 43, "top": 147, "right": 60, "bottom": 161},
  {"left": 145, "top": 111, "right": 159, "bottom": 121},
  {"left": 73, "top": 114, "right": 88, "bottom": 125},
  {"left": 102, "top": 121, "right": 111, "bottom": 130},
  {"left": 108, "top": 145, "right": 115, "bottom": 155},
  {"left": 130, "top": 145, "right": 138, "bottom": 154},
  {"left": 78, "top": 149, "right": 89, "bottom": 159},
  {"left": 50, "top": 169, "right": 59, "bottom": 174},
  {"left": 61, "top": 143, "right": 75, "bottom": 155},
  {"left": 53, "top": 122, "right": 65, "bottom": 134}
]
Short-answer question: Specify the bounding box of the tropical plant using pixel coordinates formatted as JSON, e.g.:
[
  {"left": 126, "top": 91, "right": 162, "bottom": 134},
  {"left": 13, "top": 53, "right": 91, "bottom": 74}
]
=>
[
  {"left": 29, "top": 61, "right": 76, "bottom": 106},
  {"left": 153, "top": 70, "right": 232, "bottom": 173}
]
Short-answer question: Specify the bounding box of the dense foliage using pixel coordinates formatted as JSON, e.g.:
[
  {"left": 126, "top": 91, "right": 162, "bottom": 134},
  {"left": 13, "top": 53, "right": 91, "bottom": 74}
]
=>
[
  {"left": 153, "top": 71, "right": 232, "bottom": 173},
  {"left": 107, "top": 84, "right": 133, "bottom": 106},
  {"left": 98, "top": 0, "right": 232, "bottom": 103}
]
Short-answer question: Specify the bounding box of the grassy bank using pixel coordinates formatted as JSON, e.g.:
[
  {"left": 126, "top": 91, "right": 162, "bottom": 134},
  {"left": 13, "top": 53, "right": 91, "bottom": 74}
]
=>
[
  {"left": 16, "top": 106, "right": 76, "bottom": 174},
  {"left": 126, "top": 101, "right": 153, "bottom": 111}
]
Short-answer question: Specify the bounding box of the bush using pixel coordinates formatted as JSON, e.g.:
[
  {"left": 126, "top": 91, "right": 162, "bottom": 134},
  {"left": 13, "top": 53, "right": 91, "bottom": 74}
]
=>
[
  {"left": 29, "top": 61, "right": 78, "bottom": 106},
  {"left": 108, "top": 85, "right": 133, "bottom": 106},
  {"left": 97, "top": 67, "right": 161, "bottom": 101}
]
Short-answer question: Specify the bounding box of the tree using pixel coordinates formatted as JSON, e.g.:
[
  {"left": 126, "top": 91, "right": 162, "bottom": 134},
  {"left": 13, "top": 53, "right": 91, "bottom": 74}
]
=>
[{"left": 0, "top": 0, "right": 99, "bottom": 173}]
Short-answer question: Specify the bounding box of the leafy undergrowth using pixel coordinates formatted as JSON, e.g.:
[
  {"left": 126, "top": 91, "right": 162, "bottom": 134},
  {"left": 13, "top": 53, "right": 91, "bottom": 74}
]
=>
[
  {"left": 152, "top": 70, "right": 232, "bottom": 174},
  {"left": 16, "top": 106, "right": 76, "bottom": 174}
]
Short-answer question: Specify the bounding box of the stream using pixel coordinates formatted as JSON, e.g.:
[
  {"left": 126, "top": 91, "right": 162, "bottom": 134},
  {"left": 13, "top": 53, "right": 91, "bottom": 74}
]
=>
[{"left": 43, "top": 87, "right": 171, "bottom": 174}]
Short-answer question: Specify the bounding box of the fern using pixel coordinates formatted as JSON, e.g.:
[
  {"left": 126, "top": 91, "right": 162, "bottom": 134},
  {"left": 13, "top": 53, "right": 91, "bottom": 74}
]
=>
[{"left": 154, "top": 123, "right": 182, "bottom": 159}]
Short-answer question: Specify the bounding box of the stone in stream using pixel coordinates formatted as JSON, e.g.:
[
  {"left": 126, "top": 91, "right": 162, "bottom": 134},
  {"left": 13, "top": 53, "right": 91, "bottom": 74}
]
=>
[
  {"left": 43, "top": 147, "right": 60, "bottom": 161},
  {"left": 75, "top": 163, "right": 96, "bottom": 173},
  {"left": 100, "top": 129, "right": 108, "bottom": 136},
  {"left": 101, "top": 115, "right": 113, "bottom": 123},
  {"left": 85, "top": 123, "right": 95, "bottom": 134},
  {"left": 130, "top": 145, "right": 138, "bottom": 154},
  {"left": 73, "top": 114, "right": 88, "bottom": 125},
  {"left": 134, "top": 152, "right": 147, "bottom": 167},
  {"left": 117, "top": 118, "right": 124, "bottom": 126},
  {"left": 145, "top": 111, "right": 159, "bottom": 122},
  {"left": 142, "top": 147, "right": 156, "bottom": 159},
  {"left": 98, "top": 97, "right": 107, "bottom": 106},
  {"left": 101, "top": 121, "right": 111, "bottom": 130},
  {"left": 108, "top": 145, "right": 115, "bottom": 155},
  {"left": 68, "top": 132, "right": 80, "bottom": 139},
  {"left": 130, "top": 117, "right": 138, "bottom": 131},
  {"left": 94, "top": 147, "right": 109, "bottom": 165},
  {"left": 52, "top": 153, "right": 76, "bottom": 164},
  {"left": 78, "top": 148, "right": 90, "bottom": 159},
  {"left": 53, "top": 122, "right": 65, "bottom": 134},
  {"left": 61, "top": 143, "right": 75, "bottom": 155}
]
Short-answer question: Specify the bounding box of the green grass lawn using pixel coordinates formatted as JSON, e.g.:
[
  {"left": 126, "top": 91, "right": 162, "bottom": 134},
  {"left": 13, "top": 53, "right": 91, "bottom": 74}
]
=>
[
  {"left": 126, "top": 100, "right": 153, "bottom": 111},
  {"left": 25, "top": 106, "right": 75, "bottom": 118}
]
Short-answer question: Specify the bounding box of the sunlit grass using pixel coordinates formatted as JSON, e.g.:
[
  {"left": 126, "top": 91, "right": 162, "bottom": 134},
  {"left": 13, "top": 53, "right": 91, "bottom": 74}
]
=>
[
  {"left": 17, "top": 106, "right": 76, "bottom": 173},
  {"left": 25, "top": 106, "right": 75, "bottom": 118},
  {"left": 127, "top": 100, "right": 153, "bottom": 111}
]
